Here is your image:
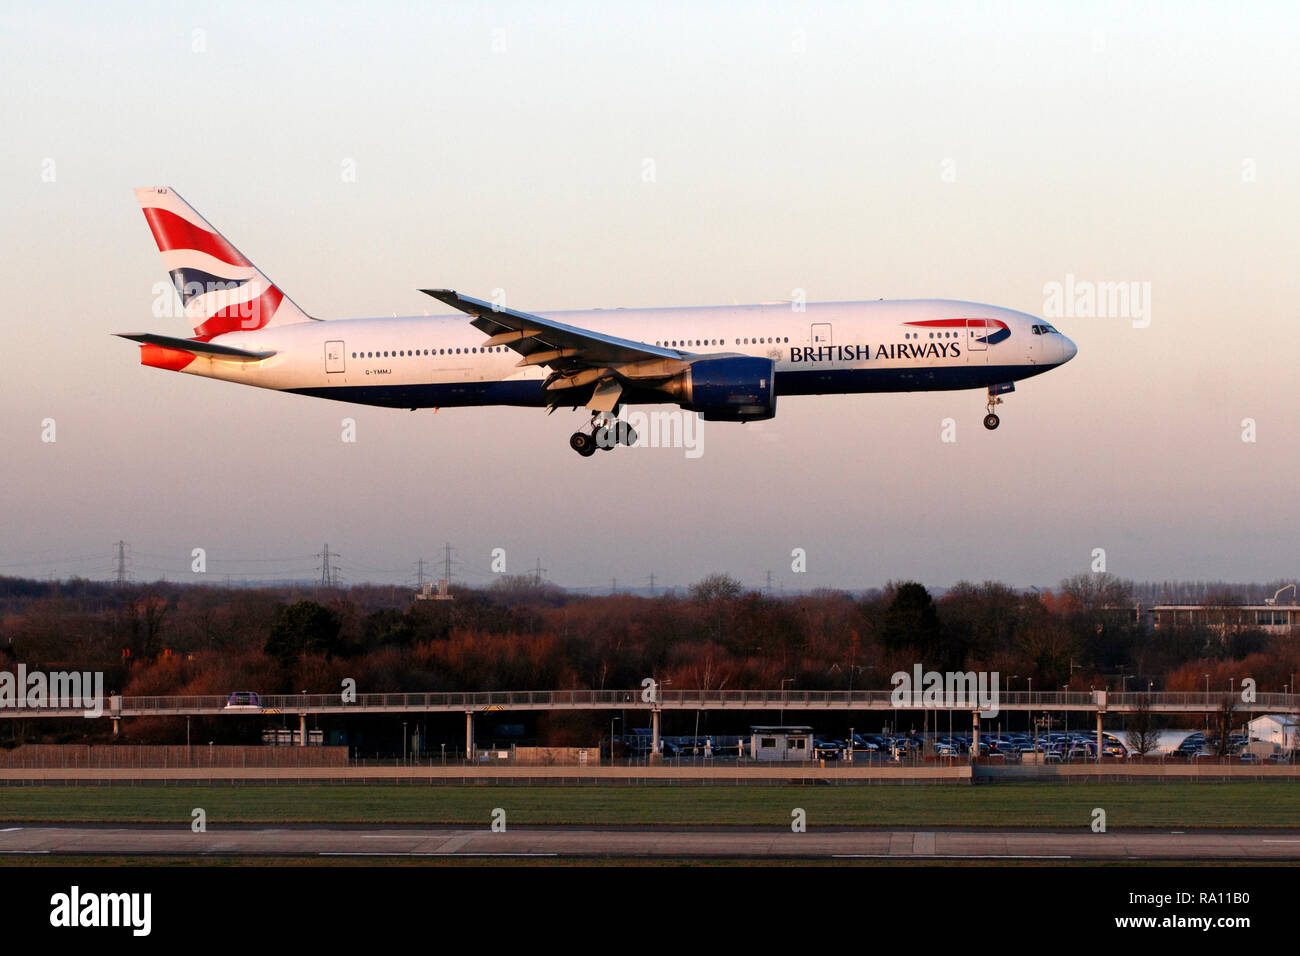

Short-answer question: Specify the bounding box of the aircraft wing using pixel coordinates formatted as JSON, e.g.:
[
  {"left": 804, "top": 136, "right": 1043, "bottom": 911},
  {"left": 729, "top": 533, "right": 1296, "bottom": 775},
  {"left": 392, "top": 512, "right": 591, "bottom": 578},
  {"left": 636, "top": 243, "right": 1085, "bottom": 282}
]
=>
[{"left": 420, "top": 289, "right": 686, "bottom": 368}]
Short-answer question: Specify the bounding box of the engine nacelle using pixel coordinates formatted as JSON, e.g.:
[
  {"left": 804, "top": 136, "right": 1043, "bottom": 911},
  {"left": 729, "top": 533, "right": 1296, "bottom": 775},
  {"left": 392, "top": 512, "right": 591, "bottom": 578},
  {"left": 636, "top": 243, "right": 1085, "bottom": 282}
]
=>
[{"left": 661, "top": 356, "right": 777, "bottom": 421}]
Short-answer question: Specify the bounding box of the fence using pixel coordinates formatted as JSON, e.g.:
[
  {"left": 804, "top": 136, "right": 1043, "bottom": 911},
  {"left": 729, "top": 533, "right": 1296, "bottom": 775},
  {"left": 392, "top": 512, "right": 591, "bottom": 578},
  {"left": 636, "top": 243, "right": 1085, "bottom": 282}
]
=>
[{"left": 0, "top": 745, "right": 348, "bottom": 769}]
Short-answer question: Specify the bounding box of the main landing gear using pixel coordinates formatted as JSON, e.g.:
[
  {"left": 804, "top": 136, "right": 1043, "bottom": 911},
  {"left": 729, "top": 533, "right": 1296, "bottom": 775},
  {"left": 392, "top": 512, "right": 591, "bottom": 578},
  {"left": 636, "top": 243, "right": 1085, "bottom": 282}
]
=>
[{"left": 570, "top": 412, "right": 638, "bottom": 457}]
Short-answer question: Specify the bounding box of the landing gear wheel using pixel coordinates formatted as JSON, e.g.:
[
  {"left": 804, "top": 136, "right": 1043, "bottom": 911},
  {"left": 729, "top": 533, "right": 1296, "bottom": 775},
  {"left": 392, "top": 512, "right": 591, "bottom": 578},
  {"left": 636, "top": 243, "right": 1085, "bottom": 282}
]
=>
[
  {"left": 595, "top": 425, "right": 617, "bottom": 451},
  {"left": 570, "top": 431, "right": 597, "bottom": 456},
  {"left": 984, "top": 388, "right": 1004, "bottom": 431}
]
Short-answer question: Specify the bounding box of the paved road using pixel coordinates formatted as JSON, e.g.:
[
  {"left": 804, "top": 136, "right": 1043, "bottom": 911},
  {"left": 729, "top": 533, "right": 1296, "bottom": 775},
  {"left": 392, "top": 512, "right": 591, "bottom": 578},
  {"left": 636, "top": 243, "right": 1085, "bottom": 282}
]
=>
[{"left": 3, "top": 824, "right": 1300, "bottom": 860}]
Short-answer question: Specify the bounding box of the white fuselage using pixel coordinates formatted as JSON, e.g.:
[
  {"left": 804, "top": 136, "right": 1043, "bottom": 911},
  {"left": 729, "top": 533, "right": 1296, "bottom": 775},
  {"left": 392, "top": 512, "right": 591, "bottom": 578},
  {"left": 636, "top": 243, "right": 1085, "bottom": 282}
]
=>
[{"left": 170, "top": 299, "right": 1075, "bottom": 410}]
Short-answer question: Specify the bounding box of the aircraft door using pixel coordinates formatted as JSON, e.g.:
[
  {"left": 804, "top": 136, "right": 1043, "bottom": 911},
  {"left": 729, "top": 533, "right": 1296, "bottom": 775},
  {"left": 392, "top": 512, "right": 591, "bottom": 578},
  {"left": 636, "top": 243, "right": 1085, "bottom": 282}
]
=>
[
  {"left": 811, "top": 323, "right": 832, "bottom": 347},
  {"left": 325, "top": 340, "right": 345, "bottom": 373},
  {"left": 965, "top": 319, "right": 988, "bottom": 361}
]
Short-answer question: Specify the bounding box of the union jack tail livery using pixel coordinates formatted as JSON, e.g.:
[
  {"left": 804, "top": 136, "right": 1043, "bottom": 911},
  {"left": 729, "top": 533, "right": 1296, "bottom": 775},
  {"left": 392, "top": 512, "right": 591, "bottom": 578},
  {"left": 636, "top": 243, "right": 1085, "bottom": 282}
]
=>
[{"left": 135, "top": 186, "right": 315, "bottom": 339}]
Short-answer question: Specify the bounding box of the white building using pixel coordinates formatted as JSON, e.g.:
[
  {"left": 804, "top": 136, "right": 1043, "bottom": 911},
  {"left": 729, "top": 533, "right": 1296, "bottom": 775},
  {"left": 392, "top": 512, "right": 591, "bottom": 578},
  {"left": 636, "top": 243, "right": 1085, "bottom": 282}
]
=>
[
  {"left": 749, "top": 726, "right": 814, "bottom": 761},
  {"left": 1248, "top": 714, "right": 1299, "bottom": 751}
]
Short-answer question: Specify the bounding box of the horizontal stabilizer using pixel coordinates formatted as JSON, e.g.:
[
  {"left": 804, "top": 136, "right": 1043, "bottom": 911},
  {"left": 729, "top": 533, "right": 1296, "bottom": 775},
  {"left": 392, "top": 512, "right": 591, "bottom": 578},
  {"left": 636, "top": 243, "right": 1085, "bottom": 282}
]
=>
[{"left": 115, "top": 332, "right": 276, "bottom": 361}]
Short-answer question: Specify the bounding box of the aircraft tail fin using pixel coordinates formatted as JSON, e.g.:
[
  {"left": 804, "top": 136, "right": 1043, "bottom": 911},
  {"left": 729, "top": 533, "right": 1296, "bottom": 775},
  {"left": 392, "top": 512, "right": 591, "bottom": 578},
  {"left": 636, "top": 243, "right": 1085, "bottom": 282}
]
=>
[{"left": 135, "top": 187, "right": 316, "bottom": 338}]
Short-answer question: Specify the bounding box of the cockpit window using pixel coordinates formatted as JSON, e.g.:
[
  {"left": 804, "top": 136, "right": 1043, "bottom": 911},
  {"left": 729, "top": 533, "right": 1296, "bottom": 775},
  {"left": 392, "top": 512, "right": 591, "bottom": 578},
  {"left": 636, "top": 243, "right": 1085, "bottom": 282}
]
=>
[{"left": 1042, "top": 323, "right": 1058, "bottom": 334}]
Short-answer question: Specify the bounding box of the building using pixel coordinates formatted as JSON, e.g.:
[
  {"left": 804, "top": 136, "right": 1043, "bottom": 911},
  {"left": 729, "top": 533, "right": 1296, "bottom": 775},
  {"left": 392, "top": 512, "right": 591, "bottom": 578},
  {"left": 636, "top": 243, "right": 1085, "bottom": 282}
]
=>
[
  {"left": 748, "top": 725, "right": 813, "bottom": 761},
  {"left": 1148, "top": 603, "right": 1299, "bottom": 635},
  {"left": 1248, "top": 714, "right": 1299, "bottom": 751},
  {"left": 415, "top": 579, "right": 454, "bottom": 601},
  {"left": 261, "top": 728, "right": 324, "bottom": 746}
]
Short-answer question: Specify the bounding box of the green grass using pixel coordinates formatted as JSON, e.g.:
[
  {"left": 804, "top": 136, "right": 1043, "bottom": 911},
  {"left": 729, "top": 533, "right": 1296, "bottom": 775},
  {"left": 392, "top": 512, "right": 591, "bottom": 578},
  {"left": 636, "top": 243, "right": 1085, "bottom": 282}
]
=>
[{"left": 1, "top": 781, "right": 1299, "bottom": 828}]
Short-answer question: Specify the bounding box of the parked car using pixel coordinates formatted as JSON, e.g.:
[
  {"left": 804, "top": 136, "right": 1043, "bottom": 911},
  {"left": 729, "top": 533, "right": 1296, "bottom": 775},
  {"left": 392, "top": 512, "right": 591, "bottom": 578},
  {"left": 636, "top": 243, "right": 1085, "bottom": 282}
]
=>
[{"left": 814, "top": 740, "right": 843, "bottom": 760}]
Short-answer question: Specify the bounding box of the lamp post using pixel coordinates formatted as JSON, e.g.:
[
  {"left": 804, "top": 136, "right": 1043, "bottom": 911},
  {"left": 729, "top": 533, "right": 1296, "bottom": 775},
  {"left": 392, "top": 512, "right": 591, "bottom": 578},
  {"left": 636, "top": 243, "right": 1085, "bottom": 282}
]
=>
[
  {"left": 1204, "top": 674, "right": 1211, "bottom": 734},
  {"left": 610, "top": 715, "right": 623, "bottom": 764},
  {"left": 1009, "top": 675, "right": 1019, "bottom": 733},
  {"left": 655, "top": 679, "right": 672, "bottom": 757}
]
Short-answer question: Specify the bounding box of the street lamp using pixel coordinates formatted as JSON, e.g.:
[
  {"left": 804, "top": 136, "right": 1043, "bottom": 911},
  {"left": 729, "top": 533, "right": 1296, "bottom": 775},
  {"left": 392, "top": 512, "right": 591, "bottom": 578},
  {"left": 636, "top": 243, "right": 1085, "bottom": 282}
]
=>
[
  {"left": 610, "top": 715, "right": 623, "bottom": 763},
  {"left": 655, "top": 679, "right": 673, "bottom": 757},
  {"left": 1010, "top": 676, "right": 1021, "bottom": 734},
  {"left": 1027, "top": 676, "right": 1034, "bottom": 738},
  {"left": 1204, "top": 674, "right": 1211, "bottom": 734},
  {"left": 1027, "top": 676, "right": 1033, "bottom": 706}
]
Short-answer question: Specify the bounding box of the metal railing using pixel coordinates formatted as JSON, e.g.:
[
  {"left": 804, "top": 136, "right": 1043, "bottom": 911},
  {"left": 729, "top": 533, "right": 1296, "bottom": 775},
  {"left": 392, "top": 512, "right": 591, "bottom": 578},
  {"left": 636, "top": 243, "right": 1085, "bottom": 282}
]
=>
[{"left": 1, "top": 688, "right": 1296, "bottom": 719}]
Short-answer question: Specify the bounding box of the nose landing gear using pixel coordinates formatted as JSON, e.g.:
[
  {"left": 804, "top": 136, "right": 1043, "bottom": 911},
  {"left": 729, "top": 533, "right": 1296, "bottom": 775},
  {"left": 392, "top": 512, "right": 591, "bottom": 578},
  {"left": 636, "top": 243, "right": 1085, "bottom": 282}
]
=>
[{"left": 983, "top": 386, "right": 1005, "bottom": 430}]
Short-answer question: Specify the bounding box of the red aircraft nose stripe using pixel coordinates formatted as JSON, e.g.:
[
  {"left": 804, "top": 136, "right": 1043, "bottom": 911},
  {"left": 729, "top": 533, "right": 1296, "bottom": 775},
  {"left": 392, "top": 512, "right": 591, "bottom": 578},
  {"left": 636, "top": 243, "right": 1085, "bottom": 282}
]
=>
[
  {"left": 904, "top": 318, "right": 1008, "bottom": 330},
  {"left": 142, "top": 207, "right": 252, "bottom": 268}
]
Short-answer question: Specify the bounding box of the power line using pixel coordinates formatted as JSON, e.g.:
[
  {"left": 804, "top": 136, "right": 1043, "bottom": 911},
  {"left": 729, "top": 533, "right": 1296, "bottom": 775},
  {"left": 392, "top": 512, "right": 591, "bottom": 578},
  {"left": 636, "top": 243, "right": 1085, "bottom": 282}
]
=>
[
  {"left": 115, "top": 540, "right": 129, "bottom": 588},
  {"left": 442, "top": 542, "right": 457, "bottom": 587},
  {"left": 317, "top": 543, "right": 341, "bottom": 589}
]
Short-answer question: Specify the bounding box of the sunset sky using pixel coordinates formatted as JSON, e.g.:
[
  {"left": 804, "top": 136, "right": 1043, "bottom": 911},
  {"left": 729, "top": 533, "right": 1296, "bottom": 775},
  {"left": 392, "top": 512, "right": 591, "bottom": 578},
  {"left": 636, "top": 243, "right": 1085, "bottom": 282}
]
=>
[{"left": 2, "top": 1, "right": 1296, "bottom": 591}]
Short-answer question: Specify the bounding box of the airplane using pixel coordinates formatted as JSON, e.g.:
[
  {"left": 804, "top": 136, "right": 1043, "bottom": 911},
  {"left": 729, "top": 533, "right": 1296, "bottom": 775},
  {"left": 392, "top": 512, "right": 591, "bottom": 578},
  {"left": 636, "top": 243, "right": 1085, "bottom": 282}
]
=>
[{"left": 119, "top": 187, "right": 1077, "bottom": 456}]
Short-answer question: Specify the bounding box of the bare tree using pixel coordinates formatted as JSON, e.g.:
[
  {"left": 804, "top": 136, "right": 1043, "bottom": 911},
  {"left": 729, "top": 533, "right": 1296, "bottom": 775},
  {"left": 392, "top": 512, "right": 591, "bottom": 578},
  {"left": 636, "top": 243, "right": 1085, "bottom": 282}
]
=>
[
  {"left": 1212, "top": 695, "right": 1236, "bottom": 757},
  {"left": 1124, "top": 695, "right": 1161, "bottom": 758}
]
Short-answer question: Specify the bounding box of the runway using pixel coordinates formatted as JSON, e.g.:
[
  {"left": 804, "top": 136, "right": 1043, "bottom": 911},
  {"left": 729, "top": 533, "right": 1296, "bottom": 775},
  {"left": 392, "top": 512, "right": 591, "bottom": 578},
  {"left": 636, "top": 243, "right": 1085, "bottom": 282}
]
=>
[{"left": 2, "top": 823, "right": 1300, "bottom": 861}]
